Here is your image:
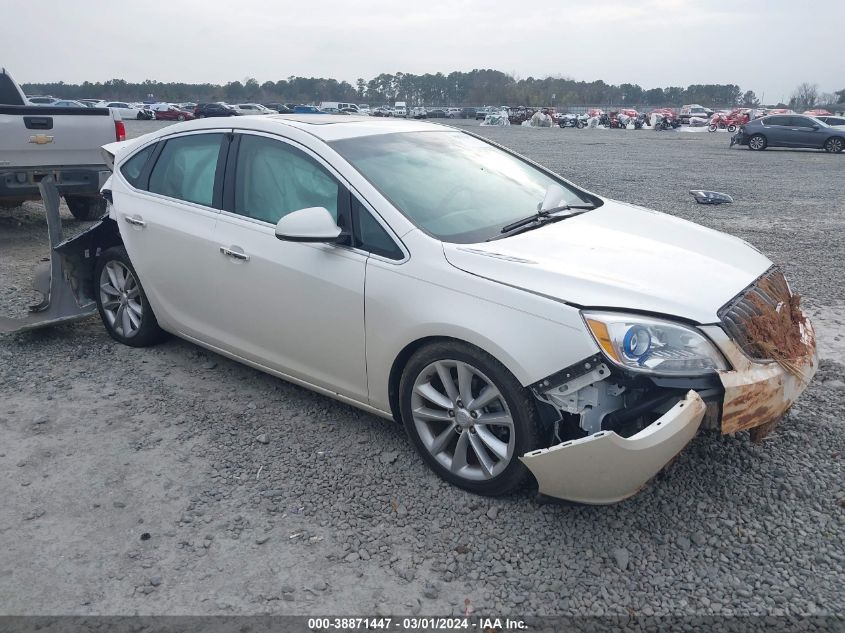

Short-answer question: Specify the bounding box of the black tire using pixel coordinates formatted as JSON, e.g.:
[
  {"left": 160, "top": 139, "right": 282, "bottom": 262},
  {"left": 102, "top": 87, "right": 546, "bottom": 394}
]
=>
[
  {"left": 399, "top": 341, "right": 543, "bottom": 497},
  {"left": 708, "top": 124, "right": 717, "bottom": 132},
  {"left": 136, "top": 112, "right": 144, "bottom": 120},
  {"left": 727, "top": 124, "right": 737, "bottom": 133},
  {"left": 824, "top": 136, "right": 844, "bottom": 153},
  {"left": 94, "top": 246, "right": 168, "bottom": 347},
  {"left": 748, "top": 134, "right": 767, "bottom": 151},
  {"left": 64, "top": 195, "right": 107, "bottom": 221}
]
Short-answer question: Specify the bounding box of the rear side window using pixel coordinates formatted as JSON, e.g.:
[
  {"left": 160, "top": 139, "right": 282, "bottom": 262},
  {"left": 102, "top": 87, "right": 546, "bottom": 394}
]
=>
[
  {"left": 233, "top": 134, "right": 339, "bottom": 224},
  {"left": 765, "top": 116, "right": 789, "bottom": 126},
  {"left": 148, "top": 133, "right": 224, "bottom": 206},
  {"left": 120, "top": 144, "right": 156, "bottom": 188}
]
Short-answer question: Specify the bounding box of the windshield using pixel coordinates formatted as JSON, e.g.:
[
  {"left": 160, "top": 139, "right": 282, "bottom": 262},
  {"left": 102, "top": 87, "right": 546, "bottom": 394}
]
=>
[{"left": 331, "top": 131, "right": 594, "bottom": 243}]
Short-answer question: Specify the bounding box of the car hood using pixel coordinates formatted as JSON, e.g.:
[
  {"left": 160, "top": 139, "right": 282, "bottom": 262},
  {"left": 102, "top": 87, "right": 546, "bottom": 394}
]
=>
[{"left": 442, "top": 199, "right": 772, "bottom": 324}]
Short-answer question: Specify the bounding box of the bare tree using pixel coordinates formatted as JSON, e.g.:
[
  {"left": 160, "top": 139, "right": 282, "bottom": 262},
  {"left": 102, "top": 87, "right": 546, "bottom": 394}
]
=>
[{"left": 789, "top": 82, "right": 819, "bottom": 112}]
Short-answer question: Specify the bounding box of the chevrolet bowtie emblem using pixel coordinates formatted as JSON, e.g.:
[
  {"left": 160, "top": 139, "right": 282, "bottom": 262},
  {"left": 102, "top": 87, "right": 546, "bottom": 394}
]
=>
[{"left": 29, "top": 134, "right": 54, "bottom": 145}]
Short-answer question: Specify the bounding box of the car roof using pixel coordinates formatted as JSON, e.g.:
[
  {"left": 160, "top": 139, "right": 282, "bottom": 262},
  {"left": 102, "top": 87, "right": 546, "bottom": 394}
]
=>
[{"left": 150, "top": 114, "right": 454, "bottom": 142}]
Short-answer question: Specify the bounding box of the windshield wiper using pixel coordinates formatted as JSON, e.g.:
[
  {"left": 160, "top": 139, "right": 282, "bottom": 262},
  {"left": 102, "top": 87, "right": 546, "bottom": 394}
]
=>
[{"left": 497, "top": 204, "right": 594, "bottom": 236}]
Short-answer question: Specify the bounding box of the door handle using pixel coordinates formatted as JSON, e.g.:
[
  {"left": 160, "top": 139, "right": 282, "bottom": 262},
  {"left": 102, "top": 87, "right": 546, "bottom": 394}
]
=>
[
  {"left": 220, "top": 246, "right": 250, "bottom": 261},
  {"left": 124, "top": 216, "right": 146, "bottom": 227}
]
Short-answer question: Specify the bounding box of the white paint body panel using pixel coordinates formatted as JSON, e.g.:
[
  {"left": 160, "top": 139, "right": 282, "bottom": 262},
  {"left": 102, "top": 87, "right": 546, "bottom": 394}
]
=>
[
  {"left": 443, "top": 201, "right": 772, "bottom": 324},
  {"left": 520, "top": 390, "right": 706, "bottom": 504}
]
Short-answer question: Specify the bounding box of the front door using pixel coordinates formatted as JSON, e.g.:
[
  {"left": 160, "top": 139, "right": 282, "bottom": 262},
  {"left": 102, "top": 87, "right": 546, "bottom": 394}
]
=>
[{"left": 206, "top": 132, "right": 368, "bottom": 401}]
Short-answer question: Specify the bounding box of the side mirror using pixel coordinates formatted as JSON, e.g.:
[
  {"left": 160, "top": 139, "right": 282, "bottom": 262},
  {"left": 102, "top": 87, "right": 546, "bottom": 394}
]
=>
[
  {"left": 811, "top": 124, "right": 820, "bottom": 130},
  {"left": 275, "top": 206, "right": 342, "bottom": 243},
  {"left": 689, "top": 190, "right": 733, "bottom": 205}
]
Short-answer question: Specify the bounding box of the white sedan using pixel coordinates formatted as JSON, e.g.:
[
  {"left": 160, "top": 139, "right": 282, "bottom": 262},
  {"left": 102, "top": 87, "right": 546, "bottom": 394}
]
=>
[
  {"left": 97, "top": 100, "right": 153, "bottom": 120},
  {"left": 77, "top": 116, "right": 816, "bottom": 503}
]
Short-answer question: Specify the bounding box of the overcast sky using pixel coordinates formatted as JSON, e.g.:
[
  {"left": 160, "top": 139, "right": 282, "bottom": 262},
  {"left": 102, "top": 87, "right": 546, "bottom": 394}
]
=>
[{"left": 3, "top": 0, "right": 842, "bottom": 101}]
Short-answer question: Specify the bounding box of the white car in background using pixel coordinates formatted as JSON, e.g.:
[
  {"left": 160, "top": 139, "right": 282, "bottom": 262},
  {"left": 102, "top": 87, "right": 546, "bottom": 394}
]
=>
[
  {"left": 231, "top": 103, "right": 275, "bottom": 115},
  {"left": 98, "top": 100, "right": 154, "bottom": 120},
  {"left": 357, "top": 104, "right": 371, "bottom": 115},
  {"left": 70, "top": 116, "right": 817, "bottom": 504}
]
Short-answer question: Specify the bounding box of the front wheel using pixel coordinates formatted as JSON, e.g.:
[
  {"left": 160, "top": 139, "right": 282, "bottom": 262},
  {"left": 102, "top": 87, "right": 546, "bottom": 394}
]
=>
[
  {"left": 708, "top": 124, "right": 717, "bottom": 132},
  {"left": 94, "top": 246, "right": 168, "bottom": 347},
  {"left": 399, "top": 341, "right": 542, "bottom": 496},
  {"left": 824, "top": 137, "right": 844, "bottom": 153},
  {"left": 748, "top": 134, "right": 767, "bottom": 150},
  {"left": 727, "top": 124, "right": 737, "bottom": 133},
  {"left": 177, "top": 114, "right": 185, "bottom": 121},
  {"left": 64, "top": 195, "right": 106, "bottom": 221}
]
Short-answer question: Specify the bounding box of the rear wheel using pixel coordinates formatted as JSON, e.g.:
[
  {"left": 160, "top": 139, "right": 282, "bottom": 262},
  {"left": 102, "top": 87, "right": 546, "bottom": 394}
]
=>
[
  {"left": 94, "top": 246, "right": 168, "bottom": 347},
  {"left": 708, "top": 124, "right": 717, "bottom": 132},
  {"left": 65, "top": 195, "right": 106, "bottom": 221},
  {"left": 824, "top": 137, "right": 843, "bottom": 153},
  {"left": 399, "top": 341, "right": 542, "bottom": 496},
  {"left": 748, "top": 134, "right": 767, "bottom": 150},
  {"left": 728, "top": 124, "right": 737, "bottom": 133},
  {"left": 177, "top": 114, "right": 185, "bottom": 121}
]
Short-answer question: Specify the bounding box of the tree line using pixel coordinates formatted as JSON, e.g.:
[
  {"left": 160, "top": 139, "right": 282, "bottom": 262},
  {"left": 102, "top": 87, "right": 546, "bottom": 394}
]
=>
[{"left": 21, "top": 69, "right": 844, "bottom": 110}]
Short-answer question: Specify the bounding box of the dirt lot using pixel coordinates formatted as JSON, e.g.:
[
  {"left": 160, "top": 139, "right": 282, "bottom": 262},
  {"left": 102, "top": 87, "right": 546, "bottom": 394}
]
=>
[{"left": 1, "top": 120, "right": 843, "bottom": 618}]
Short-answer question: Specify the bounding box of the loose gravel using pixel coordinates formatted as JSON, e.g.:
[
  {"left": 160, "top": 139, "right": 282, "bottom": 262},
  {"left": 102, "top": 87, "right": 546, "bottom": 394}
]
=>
[{"left": 0, "top": 119, "right": 843, "bottom": 618}]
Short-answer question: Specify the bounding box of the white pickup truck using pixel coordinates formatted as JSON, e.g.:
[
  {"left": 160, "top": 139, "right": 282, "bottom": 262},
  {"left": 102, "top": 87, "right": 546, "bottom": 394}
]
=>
[{"left": 0, "top": 67, "right": 125, "bottom": 220}]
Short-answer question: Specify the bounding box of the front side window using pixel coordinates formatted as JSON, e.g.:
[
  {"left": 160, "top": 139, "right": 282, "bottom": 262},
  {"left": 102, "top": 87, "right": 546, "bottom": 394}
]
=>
[
  {"left": 233, "top": 134, "right": 339, "bottom": 225},
  {"left": 148, "top": 133, "right": 224, "bottom": 206},
  {"left": 331, "top": 131, "right": 594, "bottom": 243}
]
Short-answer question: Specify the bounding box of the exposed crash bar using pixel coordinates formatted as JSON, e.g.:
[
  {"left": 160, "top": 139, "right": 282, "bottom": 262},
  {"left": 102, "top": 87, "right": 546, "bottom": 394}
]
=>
[{"left": 520, "top": 390, "right": 706, "bottom": 504}]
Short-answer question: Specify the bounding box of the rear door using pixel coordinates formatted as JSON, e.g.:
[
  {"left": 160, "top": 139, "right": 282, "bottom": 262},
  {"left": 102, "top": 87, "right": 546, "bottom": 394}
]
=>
[
  {"left": 113, "top": 130, "right": 231, "bottom": 339},
  {"left": 761, "top": 116, "right": 792, "bottom": 146}
]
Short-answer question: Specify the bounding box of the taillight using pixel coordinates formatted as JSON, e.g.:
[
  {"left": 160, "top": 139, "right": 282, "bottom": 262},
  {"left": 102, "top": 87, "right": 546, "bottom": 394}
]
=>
[{"left": 115, "top": 120, "right": 126, "bottom": 142}]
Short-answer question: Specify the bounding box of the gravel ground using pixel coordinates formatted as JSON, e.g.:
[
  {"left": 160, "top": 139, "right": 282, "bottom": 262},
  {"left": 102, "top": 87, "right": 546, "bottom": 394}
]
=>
[{"left": 0, "top": 119, "right": 843, "bottom": 619}]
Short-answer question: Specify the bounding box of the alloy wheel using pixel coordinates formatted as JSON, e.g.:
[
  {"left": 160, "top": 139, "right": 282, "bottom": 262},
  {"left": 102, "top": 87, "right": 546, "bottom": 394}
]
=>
[
  {"left": 99, "top": 261, "right": 143, "bottom": 337},
  {"left": 410, "top": 360, "right": 515, "bottom": 481},
  {"left": 749, "top": 135, "right": 766, "bottom": 150},
  {"left": 826, "top": 138, "right": 843, "bottom": 153}
]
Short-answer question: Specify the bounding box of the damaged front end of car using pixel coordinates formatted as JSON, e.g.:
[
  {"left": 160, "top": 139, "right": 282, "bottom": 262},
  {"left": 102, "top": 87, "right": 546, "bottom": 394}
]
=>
[{"left": 519, "top": 267, "right": 817, "bottom": 504}]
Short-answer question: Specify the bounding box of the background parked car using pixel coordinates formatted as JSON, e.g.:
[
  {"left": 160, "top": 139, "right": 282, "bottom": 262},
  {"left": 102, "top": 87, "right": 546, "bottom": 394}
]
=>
[
  {"left": 426, "top": 108, "right": 447, "bottom": 118},
  {"left": 231, "top": 103, "right": 275, "bottom": 115},
  {"left": 26, "top": 95, "right": 57, "bottom": 105},
  {"left": 292, "top": 105, "right": 326, "bottom": 114},
  {"left": 151, "top": 104, "right": 195, "bottom": 121},
  {"left": 97, "top": 101, "right": 153, "bottom": 120},
  {"left": 372, "top": 106, "right": 391, "bottom": 117},
  {"left": 815, "top": 115, "right": 845, "bottom": 128},
  {"left": 52, "top": 99, "right": 87, "bottom": 108},
  {"left": 446, "top": 107, "right": 462, "bottom": 118},
  {"left": 194, "top": 103, "right": 239, "bottom": 118},
  {"left": 733, "top": 115, "right": 844, "bottom": 152},
  {"left": 263, "top": 102, "right": 293, "bottom": 113}
]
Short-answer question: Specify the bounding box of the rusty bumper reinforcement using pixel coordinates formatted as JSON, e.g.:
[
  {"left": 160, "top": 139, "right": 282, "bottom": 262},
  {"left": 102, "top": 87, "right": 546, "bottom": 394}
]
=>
[
  {"left": 0, "top": 177, "right": 99, "bottom": 334},
  {"left": 701, "top": 323, "right": 818, "bottom": 437},
  {"left": 520, "top": 390, "right": 706, "bottom": 504}
]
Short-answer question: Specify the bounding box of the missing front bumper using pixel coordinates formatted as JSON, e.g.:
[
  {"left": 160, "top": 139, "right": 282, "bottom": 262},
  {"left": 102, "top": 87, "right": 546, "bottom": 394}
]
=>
[{"left": 520, "top": 390, "right": 706, "bottom": 504}]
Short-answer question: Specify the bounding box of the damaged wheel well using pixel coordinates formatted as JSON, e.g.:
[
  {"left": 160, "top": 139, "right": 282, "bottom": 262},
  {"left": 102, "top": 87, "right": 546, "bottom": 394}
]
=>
[{"left": 57, "top": 216, "right": 124, "bottom": 306}]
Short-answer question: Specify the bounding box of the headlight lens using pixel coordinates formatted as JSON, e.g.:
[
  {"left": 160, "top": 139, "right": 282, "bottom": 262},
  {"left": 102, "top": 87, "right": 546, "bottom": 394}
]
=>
[{"left": 583, "top": 311, "right": 728, "bottom": 375}]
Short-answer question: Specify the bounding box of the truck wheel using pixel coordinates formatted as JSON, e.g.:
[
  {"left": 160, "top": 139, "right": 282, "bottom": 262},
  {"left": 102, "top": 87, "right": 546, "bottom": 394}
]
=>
[
  {"left": 748, "top": 134, "right": 767, "bottom": 151},
  {"left": 65, "top": 195, "right": 107, "bottom": 221},
  {"left": 95, "top": 246, "right": 168, "bottom": 347}
]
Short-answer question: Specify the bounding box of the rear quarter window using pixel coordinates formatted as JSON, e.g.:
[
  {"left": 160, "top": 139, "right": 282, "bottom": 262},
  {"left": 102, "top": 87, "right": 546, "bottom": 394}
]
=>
[{"left": 120, "top": 144, "right": 156, "bottom": 188}]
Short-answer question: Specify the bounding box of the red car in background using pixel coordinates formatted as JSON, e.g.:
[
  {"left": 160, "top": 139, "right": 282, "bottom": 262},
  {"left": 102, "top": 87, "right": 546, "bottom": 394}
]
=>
[{"left": 151, "top": 105, "right": 195, "bottom": 121}]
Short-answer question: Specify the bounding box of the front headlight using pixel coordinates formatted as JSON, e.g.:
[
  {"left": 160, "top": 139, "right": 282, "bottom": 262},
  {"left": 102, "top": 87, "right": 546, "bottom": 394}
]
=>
[{"left": 583, "top": 311, "right": 728, "bottom": 375}]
